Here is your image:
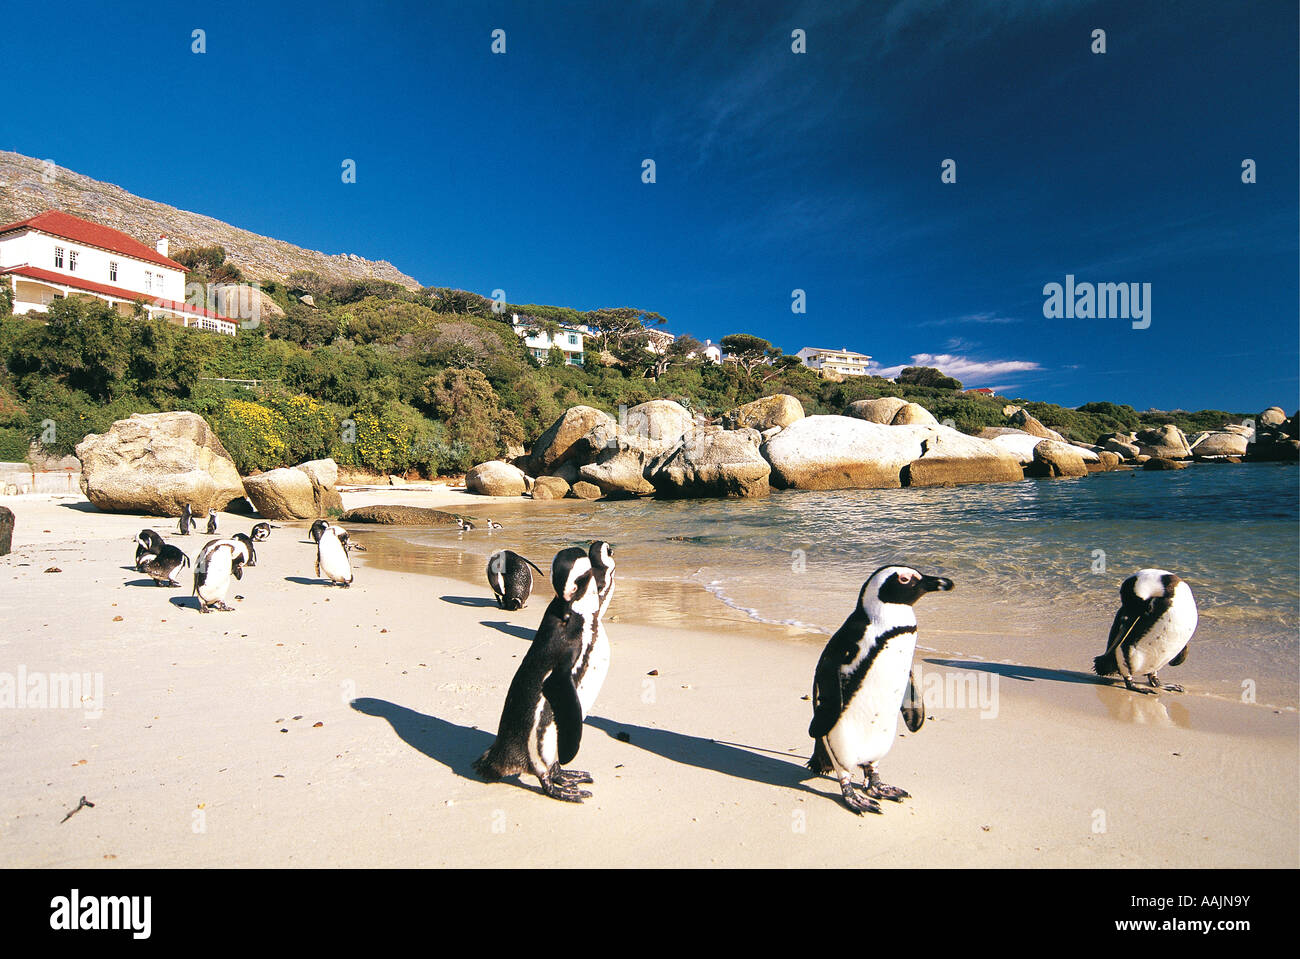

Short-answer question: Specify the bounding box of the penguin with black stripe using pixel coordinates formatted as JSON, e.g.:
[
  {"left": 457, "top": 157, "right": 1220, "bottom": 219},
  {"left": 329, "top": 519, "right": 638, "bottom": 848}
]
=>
[
  {"left": 134, "top": 530, "right": 190, "bottom": 586},
  {"left": 193, "top": 540, "right": 247, "bottom": 612},
  {"left": 250, "top": 522, "right": 276, "bottom": 542},
  {"left": 178, "top": 503, "right": 196, "bottom": 536},
  {"left": 473, "top": 547, "right": 605, "bottom": 802},
  {"left": 807, "top": 565, "right": 953, "bottom": 814},
  {"left": 1094, "top": 569, "right": 1197, "bottom": 694},
  {"left": 316, "top": 524, "right": 354, "bottom": 587},
  {"left": 205, "top": 508, "right": 219, "bottom": 535},
  {"left": 486, "top": 550, "right": 544, "bottom": 610}
]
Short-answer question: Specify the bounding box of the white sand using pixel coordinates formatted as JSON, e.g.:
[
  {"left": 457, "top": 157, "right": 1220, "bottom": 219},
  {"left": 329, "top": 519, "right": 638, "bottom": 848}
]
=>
[{"left": 0, "top": 493, "right": 1295, "bottom": 867}]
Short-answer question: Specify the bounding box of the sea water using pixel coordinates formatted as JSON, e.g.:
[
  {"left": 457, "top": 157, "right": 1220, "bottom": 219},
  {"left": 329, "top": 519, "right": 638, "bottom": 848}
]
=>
[{"left": 366, "top": 464, "right": 1299, "bottom": 709}]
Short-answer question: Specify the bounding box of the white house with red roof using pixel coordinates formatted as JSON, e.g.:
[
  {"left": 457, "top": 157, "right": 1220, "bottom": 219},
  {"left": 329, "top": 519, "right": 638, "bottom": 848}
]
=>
[{"left": 0, "top": 210, "right": 237, "bottom": 335}]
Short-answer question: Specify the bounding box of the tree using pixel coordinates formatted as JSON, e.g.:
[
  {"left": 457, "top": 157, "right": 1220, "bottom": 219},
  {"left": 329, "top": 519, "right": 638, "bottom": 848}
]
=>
[
  {"left": 583, "top": 307, "right": 666, "bottom": 353},
  {"left": 418, "top": 368, "right": 525, "bottom": 468},
  {"left": 898, "top": 366, "right": 962, "bottom": 390},
  {"left": 0, "top": 277, "right": 12, "bottom": 317},
  {"left": 720, "top": 333, "right": 778, "bottom": 375},
  {"left": 648, "top": 333, "right": 703, "bottom": 380},
  {"left": 173, "top": 245, "right": 243, "bottom": 285}
]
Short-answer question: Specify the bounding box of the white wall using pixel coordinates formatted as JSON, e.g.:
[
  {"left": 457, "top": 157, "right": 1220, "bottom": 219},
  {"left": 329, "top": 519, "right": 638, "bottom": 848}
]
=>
[{"left": 0, "top": 229, "right": 184, "bottom": 301}]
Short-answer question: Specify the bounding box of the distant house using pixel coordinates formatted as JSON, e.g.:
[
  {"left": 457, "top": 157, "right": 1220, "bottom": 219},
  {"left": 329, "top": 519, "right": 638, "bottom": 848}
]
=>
[
  {"left": 0, "top": 209, "right": 238, "bottom": 334},
  {"left": 965, "top": 387, "right": 996, "bottom": 395},
  {"left": 796, "top": 346, "right": 872, "bottom": 377},
  {"left": 699, "top": 339, "right": 722, "bottom": 364},
  {"left": 511, "top": 313, "right": 586, "bottom": 366},
  {"left": 644, "top": 328, "right": 676, "bottom": 354}
]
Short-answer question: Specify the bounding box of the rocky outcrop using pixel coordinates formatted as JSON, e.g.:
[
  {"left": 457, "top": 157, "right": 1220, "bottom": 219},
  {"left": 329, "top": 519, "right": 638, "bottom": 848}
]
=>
[
  {"left": 847, "top": 397, "right": 908, "bottom": 424},
  {"left": 528, "top": 406, "right": 616, "bottom": 476},
  {"left": 890, "top": 402, "right": 938, "bottom": 426},
  {"left": 1004, "top": 406, "right": 1067, "bottom": 442},
  {"left": 1247, "top": 407, "right": 1300, "bottom": 461},
  {"left": 624, "top": 400, "right": 695, "bottom": 446},
  {"left": 1099, "top": 433, "right": 1141, "bottom": 459},
  {"left": 1028, "top": 440, "right": 1088, "bottom": 478},
  {"left": 763, "top": 416, "right": 1022, "bottom": 490},
  {"left": 1136, "top": 424, "right": 1192, "bottom": 460},
  {"left": 650, "top": 429, "right": 770, "bottom": 498},
  {"left": 1190, "top": 432, "right": 1248, "bottom": 459},
  {"left": 723, "top": 394, "right": 805, "bottom": 432},
  {"left": 570, "top": 481, "right": 603, "bottom": 500},
  {"left": 242, "top": 458, "right": 342, "bottom": 520},
  {"left": 466, "top": 461, "right": 530, "bottom": 497},
  {"left": 339, "top": 505, "right": 458, "bottom": 525},
  {"left": 75, "top": 411, "right": 246, "bottom": 515},
  {"left": 529, "top": 476, "right": 571, "bottom": 500},
  {"left": 0, "top": 505, "right": 12, "bottom": 555},
  {"left": 1143, "top": 457, "right": 1188, "bottom": 471}
]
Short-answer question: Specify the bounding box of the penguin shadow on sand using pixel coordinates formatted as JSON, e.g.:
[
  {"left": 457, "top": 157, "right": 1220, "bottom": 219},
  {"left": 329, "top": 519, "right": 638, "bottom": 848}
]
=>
[
  {"left": 924, "top": 657, "right": 1108, "bottom": 688},
  {"left": 479, "top": 620, "right": 536, "bottom": 641},
  {"left": 168, "top": 595, "right": 204, "bottom": 611},
  {"left": 440, "top": 595, "right": 498, "bottom": 608},
  {"left": 585, "top": 716, "right": 820, "bottom": 795},
  {"left": 350, "top": 697, "right": 493, "bottom": 779},
  {"left": 285, "top": 575, "right": 334, "bottom": 587}
]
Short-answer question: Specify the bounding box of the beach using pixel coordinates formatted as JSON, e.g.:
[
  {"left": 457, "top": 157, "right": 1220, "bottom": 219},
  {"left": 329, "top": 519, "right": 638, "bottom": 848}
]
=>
[{"left": 1, "top": 490, "right": 1296, "bottom": 868}]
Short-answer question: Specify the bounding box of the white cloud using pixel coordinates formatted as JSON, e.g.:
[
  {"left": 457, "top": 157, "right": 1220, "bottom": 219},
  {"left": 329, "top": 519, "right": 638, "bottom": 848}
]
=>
[{"left": 867, "top": 352, "right": 1043, "bottom": 385}]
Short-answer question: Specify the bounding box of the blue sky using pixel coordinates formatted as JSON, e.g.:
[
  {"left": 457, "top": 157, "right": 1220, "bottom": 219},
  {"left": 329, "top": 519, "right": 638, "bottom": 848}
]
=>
[{"left": 2, "top": 0, "right": 1295, "bottom": 412}]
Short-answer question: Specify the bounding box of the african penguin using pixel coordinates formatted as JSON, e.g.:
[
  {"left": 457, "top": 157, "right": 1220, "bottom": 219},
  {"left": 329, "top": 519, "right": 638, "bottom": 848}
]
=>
[
  {"left": 577, "top": 541, "right": 616, "bottom": 718},
  {"left": 457, "top": 517, "right": 476, "bottom": 531},
  {"left": 486, "top": 520, "right": 503, "bottom": 530},
  {"left": 135, "top": 530, "right": 191, "bottom": 586},
  {"left": 193, "top": 541, "right": 245, "bottom": 613},
  {"left": 807, "top": 565, "right": 953, "bottom": 815},
  {"left": 205, "top": 508, "right": 218, "bottom": 535},
  {"left": 250, "top": 522, "right": 276, "bottom": 542},
  {"left": 487, "top": 550, "right": 544, "bottom": 610},
  {"left": 473, "top": 550, "right": 603, "bottom": 802},
  {"left": 315, "top": 525, "right": 354, "bottom": 587},
  {"left": 309, "top": 519, "right": 329, "bottom": 543},
  {"left": 1094, "top": 569, "right": 1197, "bottom": 694},
  {"left": 178, "top": 504, "right": 195, "bottom": 536}
]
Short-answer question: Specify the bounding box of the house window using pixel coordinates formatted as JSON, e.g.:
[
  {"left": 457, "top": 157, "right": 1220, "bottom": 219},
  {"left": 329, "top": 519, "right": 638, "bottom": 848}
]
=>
[
  {"left": 144, "top": 271, "right": 153, "bottom": 292},
  {"left": 109, "top": 261, "right": 118, "bottom": 282},
  {"left": 567, "top": 333, "right": 578, "bottom": 345},
  {"left": 54, "top": 247, "right": 64, "bottom": 269},
  {"left": 68, "top": 250, "right": 78, "bottom": 272}
]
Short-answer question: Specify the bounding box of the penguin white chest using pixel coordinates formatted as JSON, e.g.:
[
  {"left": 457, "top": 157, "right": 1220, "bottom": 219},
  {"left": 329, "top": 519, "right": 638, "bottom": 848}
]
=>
[
  {"left": 829, "top": 632, "right": 917, "bottom": 767},
  {"left": 318, "top": 536, "right": 352, "bottom": 584},
  {"left": 576, "top": 628, "right": 610, "bottom": 718},
  {"left": 1130, "top": 586, "right": 1198, "bottom": 675}
]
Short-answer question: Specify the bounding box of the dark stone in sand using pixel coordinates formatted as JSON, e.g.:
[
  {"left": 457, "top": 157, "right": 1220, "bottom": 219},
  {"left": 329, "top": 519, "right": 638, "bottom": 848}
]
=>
[
  {"left": 1143, "top": 457, "right": 1188, "bottom": 471},
  {"left": 0, "top": 506, "right": 13, "bottom": 556},
  {"left": 338, "top": 505, "right": 460, "bottom": 526}
]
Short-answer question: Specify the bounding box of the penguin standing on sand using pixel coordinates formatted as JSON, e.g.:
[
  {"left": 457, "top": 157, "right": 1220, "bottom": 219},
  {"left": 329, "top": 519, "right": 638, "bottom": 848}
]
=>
[
  {"left": 250, "top": 522, "right": 276, "bottom": 542},
  {"left": 205, "top": 508, "right": 218, "bottom": 535},
  {"left": 315, "top": 524, "right": 354, "bottom": 587},
  {"left": 579, "top": 541, "right": 616, "bottom": 717},
  {"left": 487, "top": 550, "right": 544, "bottom": 610},
  {"left": 1094, "top": 569, "right": 1197, "bottom": 694},
  {"left": 135, "top": 530, "right": 190, "bottom": 586},
  {"left": 474, "top": 547, "right": 609, "bottom": 802},
  {"left": 807, "top": 565, "right": 953, "bottom": 815},
  {"left": 178, "top": 504, "right": 195, "bottom": 536},
  {"left": 193, "top": 541, "right": 246, "bottom": 612}
]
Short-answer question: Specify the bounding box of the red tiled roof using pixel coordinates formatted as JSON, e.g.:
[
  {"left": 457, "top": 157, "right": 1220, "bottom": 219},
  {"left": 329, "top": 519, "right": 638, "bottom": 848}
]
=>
[
  {"left": 1, "top": 264, "right": 232, "bottom": 323},
  {"left": 0, "top": 209, "right": 187, "bottom": 271}
]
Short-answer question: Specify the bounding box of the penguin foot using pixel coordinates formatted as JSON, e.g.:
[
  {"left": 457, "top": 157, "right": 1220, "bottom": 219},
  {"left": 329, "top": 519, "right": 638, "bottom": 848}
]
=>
[
  {"left": 839, "top": 781, "right": 881, "bottom": 815},
  {"left": 552, "top": 768, "right": 594, "bottom": 786},
  {"left": 215, "top": 602, "right": 235, "bottom": 612},
  {"left": 541, "top": 776, "right": 591, "bottom": 803},
  {"left": 1122, "top": 677, "right": 1155, "bottom": 695},
  {"left": 1149, "top": 675, "right": 1183, "bottom": 693},
  {"left": 864, "top": 781, "right": 910, "bottom": 802}
]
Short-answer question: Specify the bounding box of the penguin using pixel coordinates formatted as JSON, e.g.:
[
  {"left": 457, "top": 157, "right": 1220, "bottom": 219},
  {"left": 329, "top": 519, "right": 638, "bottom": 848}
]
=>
[
  {"left": 1094, "top": 569, "right": 1197, "bottom": 694},
  {"left": 250, "top": 522, "right": 276, "bottom": 542},
  {"left": 486, "top": 520, "right": 504, "bottom": 530},
  {"left": 457, "top": 517, "right": 476, "bottom": 531},
  {"left": 487, "top": 550, "right": 545, "bottom": 610},
  {"left": 229, "top": 532, "right": 258, "bottom": 568},
  {"left": 807, "top": 565, "right": 953, "bottom": 815},
  {"left": 316, "top": 524, "right": 354, "bottom": 587},
  {"left": 309, "top": 519, "right": 329, "bottom": 543},
  {"left": 134, "top": 530, "right": 190, "bottom": 586},
  {"left": 193, "top": 541, "right": 245, "bottom": 613},
  {"left": 205, "top": 508, "right": 218, "bottom": 535},
  {"left": 473, "top": 551, "right": 604, "bottom": 802},
  {"left": 578, "top": 541, "right": 616, "bottom": 718},
  {"left": 178, "top": 503, "right": 195, "bottom": 536}
]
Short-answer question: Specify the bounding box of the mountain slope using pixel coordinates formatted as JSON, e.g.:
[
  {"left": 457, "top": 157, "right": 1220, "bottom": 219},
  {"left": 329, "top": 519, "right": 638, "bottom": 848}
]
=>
[{"left": 0, "top": 150, "right": 420, "bottom": 289}]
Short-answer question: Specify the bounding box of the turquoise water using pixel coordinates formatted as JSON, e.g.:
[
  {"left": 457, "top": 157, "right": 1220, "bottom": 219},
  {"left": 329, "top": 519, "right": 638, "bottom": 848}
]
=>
[{"left": 377, "top": 464, "right": 1299, "bottom": 708}]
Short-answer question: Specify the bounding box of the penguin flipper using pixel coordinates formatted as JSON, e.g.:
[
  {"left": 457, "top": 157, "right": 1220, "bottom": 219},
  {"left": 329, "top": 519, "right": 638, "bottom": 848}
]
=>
[
  {"left": 1169, "top": 644, "right": 1188, "bottom": 667},
  {"left": 808, "top": 650, "right": 844, "bottom": 739},
  {"left": 542, "top": 654, "right": 583, "bottom": 765},
  {"left": 900, "top": 668, "right": 925, "bottom": 732}
]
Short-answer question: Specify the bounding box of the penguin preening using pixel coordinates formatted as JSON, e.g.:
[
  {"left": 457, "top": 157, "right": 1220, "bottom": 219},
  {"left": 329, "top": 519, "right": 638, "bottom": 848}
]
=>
[
  {"left": 474, "top": 542, "right": 617, "bottom": 803},
  {"left": 487, "top": 550, "right": 544, "bottom": 610},
  {"left": 135, "top": 529, "right": 190, "bottom": 586},
  {"left": 315, "top": 525, "right": 354, "bottom": 587},
  {"left": 1094, "top": 569, "right": 1197, "bottom": 694},
  {"left": 178, "top": 504, "right": 195, "bottom": 536},
  {"left": 457, "top": 517, "right": 476, "bottom": 531},
  {"left": 807, "top": 565, "right": 953, "bottom": 815},
  {"left": 250, "top": 522, "right": 276, "bottom": 542},
  {"left": 193, "top": 540, "right": 246, "bottom": 612},
  {"left": 205, "top": 509, "right": 218, "bottom": 535}
]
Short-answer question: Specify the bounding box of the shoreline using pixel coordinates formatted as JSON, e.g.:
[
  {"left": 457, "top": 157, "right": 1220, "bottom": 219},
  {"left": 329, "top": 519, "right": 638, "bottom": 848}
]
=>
[{"left": 0, "top": 492, "right": 1296, "bottom": 868}]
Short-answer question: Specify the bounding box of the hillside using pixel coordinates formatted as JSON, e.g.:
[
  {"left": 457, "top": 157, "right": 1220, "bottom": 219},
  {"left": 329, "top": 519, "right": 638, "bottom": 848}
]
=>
[{"left": 0, "top": 150, "right": 420, "bottom": 289}]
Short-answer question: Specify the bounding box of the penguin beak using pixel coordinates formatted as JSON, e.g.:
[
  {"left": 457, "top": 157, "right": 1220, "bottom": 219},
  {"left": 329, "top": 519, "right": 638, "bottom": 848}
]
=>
[{"left": 921, "top": 575, "right": 954, "bottom": 593}]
